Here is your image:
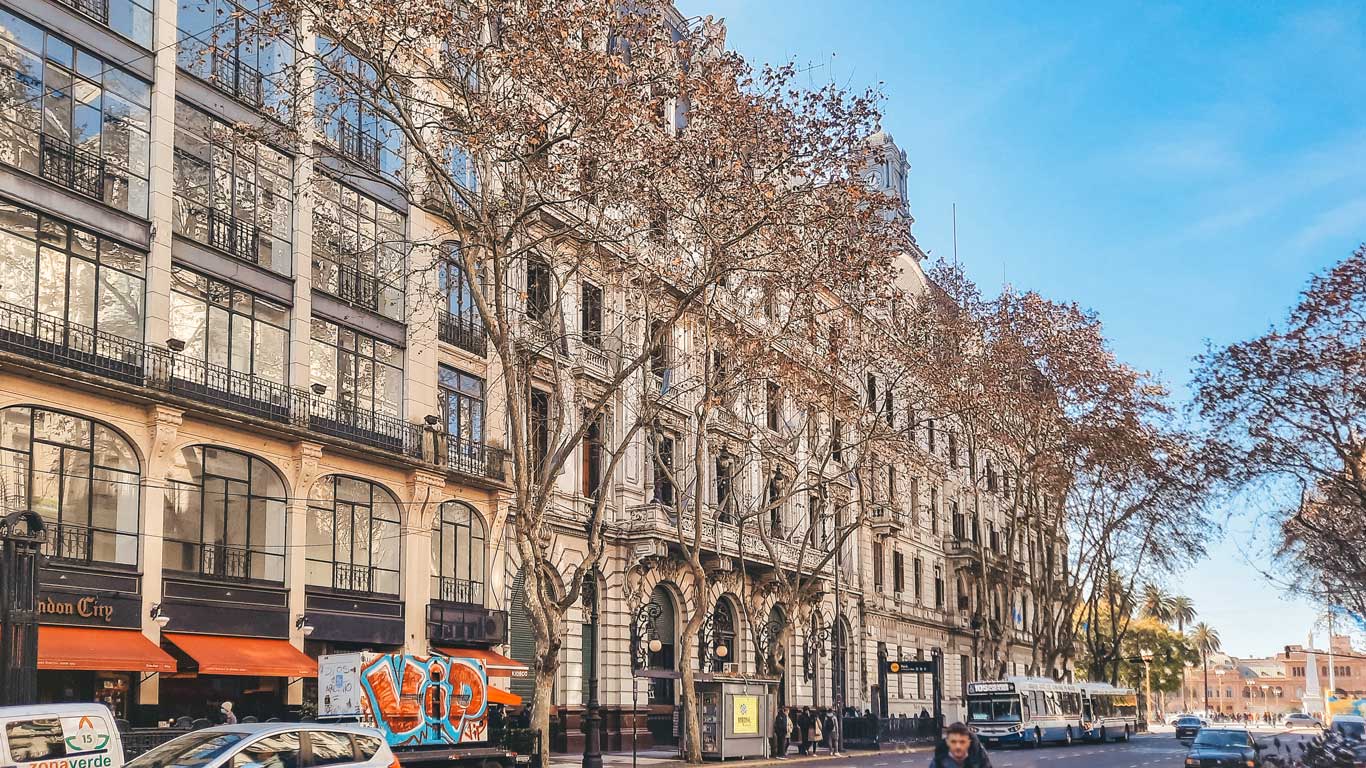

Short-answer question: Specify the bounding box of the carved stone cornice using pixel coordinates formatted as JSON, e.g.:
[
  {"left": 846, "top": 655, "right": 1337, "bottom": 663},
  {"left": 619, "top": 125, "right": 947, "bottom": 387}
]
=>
[{"left": 144, "top": 405, "right": 183, "bottom": 469}]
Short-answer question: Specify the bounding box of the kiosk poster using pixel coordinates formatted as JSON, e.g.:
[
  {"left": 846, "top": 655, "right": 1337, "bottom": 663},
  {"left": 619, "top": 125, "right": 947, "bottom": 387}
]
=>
[
  {"left": 320, "top": 653, "right": 362, "bottom": 717},
  {"left": 731, "top": 695, "right": 759, "bottom": 734}
]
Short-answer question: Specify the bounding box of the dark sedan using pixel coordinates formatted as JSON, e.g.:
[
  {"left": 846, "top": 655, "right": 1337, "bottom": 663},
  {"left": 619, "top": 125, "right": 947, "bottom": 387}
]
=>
[
  {"left": 1175, "top": 716, "right": 1206, "bottom": 744},
  {"left": 1183, "top": 727, "right": 1261, "bottom": 767}
]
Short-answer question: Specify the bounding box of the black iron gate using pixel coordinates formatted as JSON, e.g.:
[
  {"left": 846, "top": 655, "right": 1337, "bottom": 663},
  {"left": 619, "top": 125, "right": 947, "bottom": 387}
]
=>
[{"left": 0, "top": 511, "right": 45, "bottom": 705}]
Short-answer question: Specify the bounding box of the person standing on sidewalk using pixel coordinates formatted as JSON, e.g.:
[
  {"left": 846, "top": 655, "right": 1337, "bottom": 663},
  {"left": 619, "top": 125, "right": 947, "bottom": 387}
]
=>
[
  {"left": 773, "top": 706, "right": 789, "bottom": 758},
  {"left": 796, "top": 708, "right": 812, "bottom": 755},
  {"left": 929, "top": 722, "right": 992, "bottom": 768}
]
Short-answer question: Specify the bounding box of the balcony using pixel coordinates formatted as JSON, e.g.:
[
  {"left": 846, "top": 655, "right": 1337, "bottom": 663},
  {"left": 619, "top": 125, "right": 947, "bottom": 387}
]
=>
[
  {"left": 331, "top": 562, "right": 374, "bottom": 593},
  {"left": 198, "top": 543, "right": 255, "bottom": 581},
  {"left": 336, "top": 121, "right": 381, "bottom": 171},
  {"left": 308, "top": 395, "right": 421, "bottom": 458},
  {"left": 206, "top": 207, "right": 260, "bottom": 264},
  {"left": 618, "top": 503, "right": 832, "bottom": 577},
  {"left": 945, "top": 538, "right": 981, "bottom": 560},
  {"left": 432, "top": 576, "right": 484, "bottom": 606},
  {"left": 438, "top": 311, "right": 487, "bottom": 356},
  {"left": 0, "top": 302, "right": 513, "bottom": 481},
  {"left": 331, "top": 262, "right": 382, "bottom": 312},
  {"left": 869, "top": 505, "right": 905, "bottom": 536},
  {"left": 212, "top": 55, "right": 264, "bottom": 107},
  {"left": 41, "top": 522, "right": 137, "bottom": 568},
  {"left": 426, "top": 602, "right": 508, "bottom": 646},
  {"left": 61, "top": 0, "right": 109, "bottom": 24},
  {"left": 39, "top": 135, "right": 105, "bottom": 199}
]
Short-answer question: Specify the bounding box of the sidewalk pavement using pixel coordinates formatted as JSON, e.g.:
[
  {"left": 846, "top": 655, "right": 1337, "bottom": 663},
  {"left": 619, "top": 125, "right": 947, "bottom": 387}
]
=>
[{"left": 548, "top": 744, "right": 934, "bottom": 768}]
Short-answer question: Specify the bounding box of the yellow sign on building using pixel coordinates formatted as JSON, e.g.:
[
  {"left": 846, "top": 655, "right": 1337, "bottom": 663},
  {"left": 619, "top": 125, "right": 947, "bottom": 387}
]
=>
[{"left": 732, "top": 695, "right": 759, "bottom": 734}]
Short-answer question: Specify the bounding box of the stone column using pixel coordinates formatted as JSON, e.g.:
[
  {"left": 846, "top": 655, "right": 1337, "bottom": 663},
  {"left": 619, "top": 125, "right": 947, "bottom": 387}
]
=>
[
  {"left": 403, "top": 470, "right": 446, "bottom": 652},
  {"left": 286, "top": 441, "right": 323, "bottom": 705},
  {"left": 141, "top": 0, "right": 179, "bottom": 351},
  {"left": 288, "top": 25, "right": 318, "bottom": 392},
  {"left": 138, "top": 404, "right": 182, "bottom": 709}
]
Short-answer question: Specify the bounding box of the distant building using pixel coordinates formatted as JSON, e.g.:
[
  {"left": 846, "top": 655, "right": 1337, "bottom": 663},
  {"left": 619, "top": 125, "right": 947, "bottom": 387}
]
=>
[{"left": 1179, "top": 635, "right": 1366, "bottom": 719}]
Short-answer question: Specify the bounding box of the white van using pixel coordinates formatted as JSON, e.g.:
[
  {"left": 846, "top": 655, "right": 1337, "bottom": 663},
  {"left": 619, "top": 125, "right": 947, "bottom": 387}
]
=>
[{"left": 0, "top": 703, "right": 124, "bottom": 768}]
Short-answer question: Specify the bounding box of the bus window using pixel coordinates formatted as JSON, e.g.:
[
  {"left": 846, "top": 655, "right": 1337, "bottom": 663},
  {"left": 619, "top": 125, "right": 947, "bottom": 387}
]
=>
[{"left": 968, "top": 697, "right": 1022, "bottom": 723}]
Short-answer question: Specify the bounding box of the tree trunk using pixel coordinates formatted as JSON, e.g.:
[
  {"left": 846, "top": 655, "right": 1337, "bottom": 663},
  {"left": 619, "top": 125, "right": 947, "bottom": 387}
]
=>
[
  {"left": 531, "top": 633, "right": 561, "bottom": 766},
  {"left": 678, "top": 603, "right": 706, "bottom": 763}
]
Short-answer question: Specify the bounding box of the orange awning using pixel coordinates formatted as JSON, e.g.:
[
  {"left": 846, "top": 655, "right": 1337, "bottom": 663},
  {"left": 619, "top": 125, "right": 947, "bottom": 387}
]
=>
[
  {"left": 434, "top": 647, "right": 529, "bottom": 677},
  {"left": 488, "top": 685, "right": 522, "bottom": 707},
  {"left": 39, "top": 626, "right": 177, "bottom": 673},
  {"left": 164, "top": 633, "right": 317, "bottom": 677}
]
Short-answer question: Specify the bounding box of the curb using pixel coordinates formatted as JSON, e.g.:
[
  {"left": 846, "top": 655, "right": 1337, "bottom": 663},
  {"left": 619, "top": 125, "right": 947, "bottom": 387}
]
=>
[{"left": 549, "top": 745, "right": 935, "bottom": 768}]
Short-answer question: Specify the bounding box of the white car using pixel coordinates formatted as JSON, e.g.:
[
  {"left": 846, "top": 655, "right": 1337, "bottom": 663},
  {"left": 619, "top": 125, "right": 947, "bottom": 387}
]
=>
[
  {"left": 1284, "top": 713, "right": 1324, "bottom": 729},
  {"left": 127, "top": 723, "right": 397, "bottom": 768}
]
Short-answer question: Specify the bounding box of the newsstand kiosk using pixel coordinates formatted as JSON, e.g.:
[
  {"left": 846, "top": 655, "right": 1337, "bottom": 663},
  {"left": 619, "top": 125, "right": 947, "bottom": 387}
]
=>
[{"left": 696, "top": 677, "right": 773, "bottom": 760}]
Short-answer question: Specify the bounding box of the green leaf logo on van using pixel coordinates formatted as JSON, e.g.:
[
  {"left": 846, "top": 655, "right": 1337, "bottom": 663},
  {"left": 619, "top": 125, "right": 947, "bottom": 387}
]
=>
[{"left": 63, "top": 716, "right": 110, "bottom": 754}]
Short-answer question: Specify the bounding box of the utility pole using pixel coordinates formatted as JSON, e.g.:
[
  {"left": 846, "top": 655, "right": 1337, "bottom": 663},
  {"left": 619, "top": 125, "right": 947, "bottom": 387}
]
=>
[
  {"left": 831, "top": 501, "right": 843, "bottom": 756},
  {"left": 581, "top": 571, "right": 602, "bottom": 768}
]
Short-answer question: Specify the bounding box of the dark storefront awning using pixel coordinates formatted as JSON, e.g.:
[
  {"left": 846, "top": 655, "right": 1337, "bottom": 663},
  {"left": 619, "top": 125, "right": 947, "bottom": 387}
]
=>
[
  {"left": 434, "top": 646, "right": 529, "bottom": 677},
  {"left": 164, "top": 633, "right": 317, "bottom": 677},
  {"left": 39, "top": 626, "right": 177, "bottom": 673}
]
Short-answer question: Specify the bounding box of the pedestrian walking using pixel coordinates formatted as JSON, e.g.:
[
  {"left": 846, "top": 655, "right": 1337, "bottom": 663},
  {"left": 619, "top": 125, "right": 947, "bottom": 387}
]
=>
[
  {"left": 219, "top": 701, "right": 237, "bottom": 725},
  {"left": 822, "top": 709, "right": 837, "bottom": 754},
  {"left": 772, "top": 707, "right": 789, "bottom": 758},
  {"left": 929, "top": 722, "right": 992, "bottom": 768},
  {"left": 790, "top": 710, "right": 801, "bottom": 753},
  {"left": 807, "top": 708, "right": 824, "bottom": 754}
]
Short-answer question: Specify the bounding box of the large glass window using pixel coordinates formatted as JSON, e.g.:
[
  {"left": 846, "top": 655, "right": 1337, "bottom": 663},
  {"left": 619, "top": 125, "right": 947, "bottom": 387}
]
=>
[
  {"left": 0, "top": 10, "right": 151, "bottom": 216},
  {"left": 309, "top": 318, "right": 402, "bottom": 416},
  {"left": 440, "top": 244, "right": 478, "bottom": 321},
  {"left": 313, "top": 36, "right": 402, "bottom": 178},
  {"left": 0, "top": 407, "right": 139, "bottom": 566},
  {"left": 438, "top": 366, "right": 483, "bottom": 446},
  {"left": 0, "top": 200, "right": 145, "bottom": 341},
  {"left": 311, "top": 175, "right": 405, "bottom": 320},
  {"left": 176, "top": 0, "right": 293, "bottom": 113},
  {"left": 172, "top": 101, "right": 292, "bottom": 274},
  {"left": 162, "top": 445, "right": 287, "bottom": 582},
  {"left": 169, "top": 266, "right": 289, "bottom": 386},
  {"left": 430, "top": 501, "right": 485, "bottom": 605},
  {"left": 53, "top": 0, "right": 152, "bottom": 48},
  {"left": 306, "top": 475, "right": 401, "bottom": 595}
]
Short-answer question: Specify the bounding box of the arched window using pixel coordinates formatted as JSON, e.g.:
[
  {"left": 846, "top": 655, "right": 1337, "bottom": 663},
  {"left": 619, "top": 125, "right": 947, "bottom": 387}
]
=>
[
  {"left": 431, "top": 501, "right": 486, "bottom": 605},
  {"left": 704, "top": 597, "right": 737, "bottom": 672},
  {"left": 0, "top": 407, "right": 139, "bottom": 566},
  {"left": 646, "top": 585, "right": 677, "bottom": 704},
  {"left": 163, "top": 445, "right": 286, "bottom": 581},
  {"left": 307, "top": 476, "right": 401, "bottom": 595}
]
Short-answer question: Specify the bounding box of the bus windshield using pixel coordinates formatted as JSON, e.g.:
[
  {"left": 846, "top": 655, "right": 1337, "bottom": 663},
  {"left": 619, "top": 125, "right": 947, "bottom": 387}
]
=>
[{"left": 968, "top": 696, "right": 1022, "bottom": 722}]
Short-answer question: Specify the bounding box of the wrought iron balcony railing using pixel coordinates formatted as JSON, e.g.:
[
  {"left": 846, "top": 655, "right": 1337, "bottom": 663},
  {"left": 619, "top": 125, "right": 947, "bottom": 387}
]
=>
[
  {"left": 433, "top": 576, "right": 484, "bottom": 606},
  {"left": 40, "top": 135, "right": 105, "bottom": 199},
  {"left": 212, "top": 54, "right": 265, "bottom": 107},
  {"left": 199, "top": 542, "right": 253, "bottom": 581},
  {"left": 426, "top": 603, "right": 508, "bottom": 646},
  {"left": 334, "top": 262, "right": 381, "bottom": 311},
  {"left": 61, "top": 0, "right": 109, "bottom": 23},
  {"left": 40, "top": 522, "right": 92, "bottom": 562},
  {"left": 336, "top": 121, "right": 381, "bottom": 171},
  {"left": 206, "top": 207, "right": 260, "bottom": 264},
  {"left": 0, "top": 301, "right": 509, "bottom": 481},
  {"left": 332, "top": 562, "right": 373, "bottom": 593},
  {"left": 438, "top": 310, "right": 487, "bottom": 356}
]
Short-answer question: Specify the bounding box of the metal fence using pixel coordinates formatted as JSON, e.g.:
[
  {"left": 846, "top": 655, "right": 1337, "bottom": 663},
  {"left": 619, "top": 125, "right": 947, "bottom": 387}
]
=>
[{"left": 841, "top": 715, "right": 941, "bottom": 749}]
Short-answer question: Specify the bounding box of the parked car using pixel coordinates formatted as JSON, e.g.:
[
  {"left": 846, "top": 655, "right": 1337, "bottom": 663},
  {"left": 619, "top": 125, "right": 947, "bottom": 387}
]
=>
[
  {"left": 1169, "top": 712, "right": 1197, "bottom": 725},
  {"left": 1330, "top": 714, "right": 1365, "bottom": 741},
  {"left": 1175, "top": 715, "right": 1205, "bottom": 743},
  {"left": 1183, "top": 727, "right": 1264, "bottom": 767},
  {"left": 0, "top": 703, "right": 126, "bottom": 768},
  {"left": 126, "top": 723, "right": 397, "bottom": 768},
  {"left": 1285, "top": 713, "right": 1325, "bottom": 729}
]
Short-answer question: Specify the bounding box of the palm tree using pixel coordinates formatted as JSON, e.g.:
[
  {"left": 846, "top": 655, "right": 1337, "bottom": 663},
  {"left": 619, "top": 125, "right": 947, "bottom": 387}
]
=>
[
  {"left": 1191, "top": 622, "right": 1222, "bottom": 716},
  {"left": 1140, "top": 584, "right": 1175, "bottom": 623},
  {"left": 1170, "top": 596, "right": 1196, "bottom": 633}
]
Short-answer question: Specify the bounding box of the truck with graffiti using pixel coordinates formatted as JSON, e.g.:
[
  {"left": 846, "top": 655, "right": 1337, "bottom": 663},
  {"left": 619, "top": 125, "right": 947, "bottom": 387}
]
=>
[{"left": 317, "top": 652, "right": 523, "bottom": 768}]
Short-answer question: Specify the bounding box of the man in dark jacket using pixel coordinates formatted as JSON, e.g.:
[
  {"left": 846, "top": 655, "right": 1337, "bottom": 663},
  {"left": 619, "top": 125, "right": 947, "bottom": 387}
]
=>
[
  {"left": 929, "top": 722, "right": 992, "bottom": 768},
  {"left": 772, "top": 707, "right": 789, "bottom": 758}
]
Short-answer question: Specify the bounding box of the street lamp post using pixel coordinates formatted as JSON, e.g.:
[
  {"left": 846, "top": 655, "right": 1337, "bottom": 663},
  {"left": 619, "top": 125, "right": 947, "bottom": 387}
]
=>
[
  {"left": 1215, "top": 669, "right": 1226, "bottom": 719},
  {"left": 582, "top": 572, "right": 602, "bottom": 768},
  {"left": 1139, "top": 648, "right": 1154, "bottom": 728},
  {"left": 630, "top": 603, "right": 664, "bottom": 768}
]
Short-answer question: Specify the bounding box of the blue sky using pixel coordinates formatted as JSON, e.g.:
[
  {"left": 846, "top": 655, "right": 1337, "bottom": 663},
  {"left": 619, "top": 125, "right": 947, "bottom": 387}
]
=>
[{"left": 678, "top": 0, "right": 1366, "bottom": 657}]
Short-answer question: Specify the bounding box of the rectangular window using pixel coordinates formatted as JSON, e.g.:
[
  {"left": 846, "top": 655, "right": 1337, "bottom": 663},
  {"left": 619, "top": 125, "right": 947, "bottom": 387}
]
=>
[
  {"left": 887, "top": 465, "right": 896, "bottom": 499},
  {"left": 6, "top": 719, "right": 67, "bottom": 762},
  {"left": 61, "top": 0, "right": 153, "bottom": 47},
  {"left": 649, "top": 320, "right": 670, "bottom": 381},
  {"left": 930, "top": 487, "right": 939, "bottom": 534},
  {"left": 916, "top": 648, "right": 925, "bottom": 698},
  {"left": 948, "top": 432, "right": 959, "bottom": 469},
  {"left": 314, "top": 35, "right": 403, "bottom": 177},
  {"left": 913, "top": 556, "right": 923, "bottom": 600},
  {"left": 866, "top": 373, "right": 877, "bottom": 410},
  {"left": 883, "top": 387, "right": 894, "bottom": 426},
  {"left": 582, "top": 411, "right": 603, "bottom": 499},
  {"left": 311, "top": 175, "right": 406, "bottom": 320},
  {"left": 177, "top": 0, "right": 293, "bottom": 111},
  {"left": 650, "top": 432, "right": 674, "bottom": 506},
  {"left": 530, "top": 390, "right": 550, "bottom": 471},
  {"left": 927, "top": 419, "right": 936, "bottom": 453},
  {"left": 897, "top": 645, "right": 904, "bottom": 698},
  {"left": 581, "top": 281, "right": 603, "bottom": 348},
  {"left": 0, "top": 14, "right": 152, "bottom": 216},
  {"left": 173, "top": 101, "right": 293, "bottom": 275},
  {"left": 934, "top": 565, "right": 944, "bottom": 609},
  {"left": 439, "top": 366, "right": 485, "bottom": 447},
  {"left": 309, "top": 317, "right": 403, "bottom": 416},
  {"left": 526, "top": 258, "right": 552, "bottom": 319},
  {"left": 831, "top": 418, "right": 843, "bottom": 461},
  {"left": 441, "top": 244, "right": 480, "bottom": 320},
  {"left": 872, "top": 540, "right": 884, "bottom": 590},
  {"left": 715, "top": 452, "right": 733, "bottom": 520},
  {"left": 961, "top": 655, "right": 971, "bottom": 698},
  {"left": 0, "top": 201, "right": 146, "bottom": 344},
  {"left": 766, "top": 381, "right": 780, "bottom": 431},
  {"left": 893, "top": 549, "right": 904, "bottom": 593},
  {"left": 170, "top": 266, "right": 289, "bottom": 391}
]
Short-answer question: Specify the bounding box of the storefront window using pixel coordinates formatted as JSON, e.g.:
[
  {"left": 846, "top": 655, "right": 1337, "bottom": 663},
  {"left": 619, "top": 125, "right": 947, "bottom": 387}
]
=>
[
  {"left": 163, "top": 445, "right": 287, "bottom": 582},
  {"left": 306, "top": 475, "right": 400, "bottom": 596},
  {"left": 0, "top": 406, "right": 139, "bottom": 566},
  {"left": 0, "top": 10, "right": 152, "bottom": 216},
  {"left": 0, "top": 200, "right": 145, "bottom": 341},
  {"left": 430, "top": 501, "right": 485, "bottom": 605},
  {"left": 169, "top": 265, "right": 289, "bottom": 385},
  {"left": 310, "top": 175, "right": 405, "bottom": 319},
  {"left": 172, "top": 101, "right": 292, "bottom": 274},
  {"left": 177, "top": 0, "right": 293, "bottom": 114},
  {"left": 309, "top": 318, "right": 402, "bottom": 417}
]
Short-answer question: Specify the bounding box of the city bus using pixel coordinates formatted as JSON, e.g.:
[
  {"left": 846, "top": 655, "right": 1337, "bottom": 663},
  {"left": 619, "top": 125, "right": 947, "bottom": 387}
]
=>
[
  {"left": 1077, "top": 682, "right": 1139, "bottom": 742},
  {"left": 966, "top": 677, "right": 1085, "bottom": 748}
]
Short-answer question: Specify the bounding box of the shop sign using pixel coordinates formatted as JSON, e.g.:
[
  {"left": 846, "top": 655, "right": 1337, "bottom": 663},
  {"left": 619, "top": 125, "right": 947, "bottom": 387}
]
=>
[
  {"left": 731, "top": 695, "right": 759, "bottom": 735},
  {"left": 37, "top": 592, "right": 139, "bottom": 628}
]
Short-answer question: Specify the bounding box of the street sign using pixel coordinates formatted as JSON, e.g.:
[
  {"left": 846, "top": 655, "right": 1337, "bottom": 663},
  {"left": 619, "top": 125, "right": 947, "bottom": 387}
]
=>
[{"left": 885, "top": 659, "right": 935, "bottom": 674}]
